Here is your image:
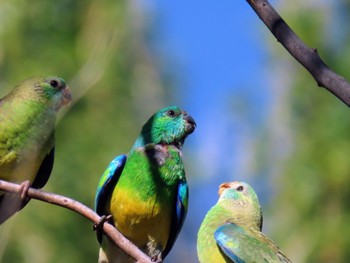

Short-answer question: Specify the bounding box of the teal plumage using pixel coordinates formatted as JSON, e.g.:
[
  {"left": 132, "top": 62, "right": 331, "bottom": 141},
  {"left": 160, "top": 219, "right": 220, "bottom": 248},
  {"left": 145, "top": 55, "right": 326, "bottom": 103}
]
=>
[
  {"left": 0, "top": 76, "right": 71, "bottom": 224},
  {"left": 197, "top": 181, "right": 291, "bottom": 263},
  {"left": 95, "top": 106, "right": 196, "bottom": 262}
]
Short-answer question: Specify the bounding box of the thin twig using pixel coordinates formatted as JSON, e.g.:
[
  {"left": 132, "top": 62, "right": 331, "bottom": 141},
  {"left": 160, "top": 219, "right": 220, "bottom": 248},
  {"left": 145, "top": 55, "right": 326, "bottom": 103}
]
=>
[
  {"left": 245, "top": 0, "right": 350, "bottom": 106},
  {"left": 0, "top": 180, "right": 154, "bottom": 263}
]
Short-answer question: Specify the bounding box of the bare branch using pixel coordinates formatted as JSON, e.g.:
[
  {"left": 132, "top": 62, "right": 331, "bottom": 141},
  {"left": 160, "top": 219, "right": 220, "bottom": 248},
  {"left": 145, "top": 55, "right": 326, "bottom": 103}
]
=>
[
  {"left": 0, "top": 180, "right": 154, "bottom": 263},
  {"left": 246, "top": 0, "right": 350, "bottom": 106}
]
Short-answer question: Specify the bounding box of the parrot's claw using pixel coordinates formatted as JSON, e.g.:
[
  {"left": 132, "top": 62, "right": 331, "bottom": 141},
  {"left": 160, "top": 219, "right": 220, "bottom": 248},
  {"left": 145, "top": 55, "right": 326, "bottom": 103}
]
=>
[
  {"left": 93, "top": 214, "right": 113, "bottom": 230},
  {"left": 93, "top": 215, "right": 113, "bottom": 243},
  {"left": 19, "top": 180, "right": 31, "bottom": 201},
  {"left": 151, "top": 255, "right": 163, "bottom": 263}
]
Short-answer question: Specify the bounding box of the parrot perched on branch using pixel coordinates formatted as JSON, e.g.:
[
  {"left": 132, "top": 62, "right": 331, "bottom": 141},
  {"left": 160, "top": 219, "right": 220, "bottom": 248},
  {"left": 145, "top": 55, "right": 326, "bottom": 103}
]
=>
[
  {"left": 197, "top": 181, "right": 291, "bottom": 263},
  {"left": 94, "top": 106, "right": 196, "bottom": 263},
  {"left": 0, "top": 76, "right": 71, "bottom": 224}
]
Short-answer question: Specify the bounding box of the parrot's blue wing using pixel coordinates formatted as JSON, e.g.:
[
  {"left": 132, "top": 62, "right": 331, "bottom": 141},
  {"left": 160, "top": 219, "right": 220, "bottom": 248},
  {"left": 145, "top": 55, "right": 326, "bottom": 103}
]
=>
[
  {"left": 162, "top": 179, "right": 188, "bottom": 259},
  {"left": 215, "top": 224, "right": 288, "bottom": 263},
  {"left": 214, "top": 224, "right": 247, "bottom": 263},
  {"left": 94, "top": 155, "right": 127, "bottom": 216}
]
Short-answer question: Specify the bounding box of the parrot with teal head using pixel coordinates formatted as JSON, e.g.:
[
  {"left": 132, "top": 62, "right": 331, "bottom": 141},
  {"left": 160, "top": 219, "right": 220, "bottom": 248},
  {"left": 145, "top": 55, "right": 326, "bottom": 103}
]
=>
[
  {"left": 197, "top": 181, "right": 291, "bottom": 263},
  {"left": 95, "top": 106, "right": 196, "bottom": 262},
  {"left": 0, "top": 76, "right": 71, "bottom": 224}
]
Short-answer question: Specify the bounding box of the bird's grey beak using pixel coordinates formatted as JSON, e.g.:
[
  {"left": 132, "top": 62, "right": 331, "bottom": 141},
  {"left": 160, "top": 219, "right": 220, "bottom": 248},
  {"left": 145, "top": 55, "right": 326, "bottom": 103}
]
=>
[
  {"left": 183, "top": 113, "right": 196, "bottom": 134},
  {"left": 61, "top": 86, "right": 72, "bottom": 106}
]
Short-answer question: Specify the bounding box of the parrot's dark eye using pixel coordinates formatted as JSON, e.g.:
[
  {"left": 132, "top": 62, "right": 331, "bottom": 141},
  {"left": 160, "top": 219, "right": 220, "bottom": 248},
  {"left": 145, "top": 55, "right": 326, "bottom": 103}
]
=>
[
  {"left": 236, "top": 185, "right": 244, "bottom": 192},
  {"left": 50, "top": 79, "right": 60, "bottom": 88},
  {"left": 167, "top": 110, "right": 176, "bottom": 117}
]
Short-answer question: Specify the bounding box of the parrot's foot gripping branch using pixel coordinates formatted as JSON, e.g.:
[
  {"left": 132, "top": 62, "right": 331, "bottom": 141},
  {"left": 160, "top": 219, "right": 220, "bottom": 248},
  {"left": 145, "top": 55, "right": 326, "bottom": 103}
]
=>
[
  {"left": 19, "top": 180, "right": 31, "bottom": 202},
  {"left": 93, "top": 214, "right": 113, "bottom": 243}
]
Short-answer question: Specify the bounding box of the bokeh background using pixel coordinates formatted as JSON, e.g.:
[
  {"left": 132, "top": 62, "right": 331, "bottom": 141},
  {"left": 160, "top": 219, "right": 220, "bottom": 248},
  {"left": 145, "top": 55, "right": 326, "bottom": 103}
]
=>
[{"left": 1, "top": 0, "right": 350, "bottom": 262}]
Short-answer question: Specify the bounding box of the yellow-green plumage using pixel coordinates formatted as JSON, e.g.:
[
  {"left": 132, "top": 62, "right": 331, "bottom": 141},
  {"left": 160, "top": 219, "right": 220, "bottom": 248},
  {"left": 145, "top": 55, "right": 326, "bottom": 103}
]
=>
[
  {"left": 110, "top": 145, "right": 184, "bottom": 252},
  {"left": 197, "top": 182, "right": 291, "bottom": 263},
  {"left": 0, "top": 76, "right": 71, "bottom": 223},
  {"left": 95, "top": 106, "right": 196, "bottom": 262}
]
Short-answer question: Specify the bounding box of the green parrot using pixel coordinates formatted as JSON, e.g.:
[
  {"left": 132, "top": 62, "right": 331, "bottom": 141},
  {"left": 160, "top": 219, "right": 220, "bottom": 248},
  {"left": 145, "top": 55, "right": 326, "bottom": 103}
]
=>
[
  {"left": 0, "top": 76, "right": 71, "bottom": 224},
  {"left": 94, "top": 106, "right": 196, "bottom": 262},
  {"left": 197, "top": 181, "right": 291, "bottom": 263}
]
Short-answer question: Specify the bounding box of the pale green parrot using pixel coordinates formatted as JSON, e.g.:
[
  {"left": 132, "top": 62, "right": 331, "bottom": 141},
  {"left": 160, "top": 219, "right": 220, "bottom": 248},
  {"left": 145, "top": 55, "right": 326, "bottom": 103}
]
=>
[
  {"left": 0, "top": 76, "right": 71, "bottom": 223},
  {"left": 197, "top": 181, "right": 291, "bottom": 263}
]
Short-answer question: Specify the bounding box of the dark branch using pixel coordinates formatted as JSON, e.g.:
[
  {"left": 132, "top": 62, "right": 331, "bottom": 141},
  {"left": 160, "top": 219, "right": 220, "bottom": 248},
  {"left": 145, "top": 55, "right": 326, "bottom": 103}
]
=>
[
  {"left": 245, "top": 0, "right": 350, "bottom": 106},
  {"left": 0, "top": 180, "right": 154, "bottom": 263}
]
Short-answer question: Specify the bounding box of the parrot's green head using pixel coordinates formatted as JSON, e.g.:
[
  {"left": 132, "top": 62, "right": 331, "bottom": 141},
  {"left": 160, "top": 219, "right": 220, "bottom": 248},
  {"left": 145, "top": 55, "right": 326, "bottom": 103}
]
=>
[
  {"left": 134, "top": 106, "right": 196, "bottom": 149},
  {"left": 13, "top": 76, "right": 71, "bottom": 111},
  {"left": 218, "top": 181, "right": 263, "bottom": 231}
]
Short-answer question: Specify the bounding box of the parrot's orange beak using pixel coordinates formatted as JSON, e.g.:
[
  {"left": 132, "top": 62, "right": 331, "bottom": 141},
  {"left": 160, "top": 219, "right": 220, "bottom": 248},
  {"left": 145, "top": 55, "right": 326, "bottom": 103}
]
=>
[{"left": 218, "top": 181, "right": 240, "bottom": 196}]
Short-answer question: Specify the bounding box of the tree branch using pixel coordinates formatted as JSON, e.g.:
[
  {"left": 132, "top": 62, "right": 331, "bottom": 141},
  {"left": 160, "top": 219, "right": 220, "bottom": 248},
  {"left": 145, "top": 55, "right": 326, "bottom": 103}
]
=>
[
  {"left": 0, "top": 180, "right": 154, "bottom": 263},
  {"left": 245, "top": 0, "right": 350, "bottom": 106}
]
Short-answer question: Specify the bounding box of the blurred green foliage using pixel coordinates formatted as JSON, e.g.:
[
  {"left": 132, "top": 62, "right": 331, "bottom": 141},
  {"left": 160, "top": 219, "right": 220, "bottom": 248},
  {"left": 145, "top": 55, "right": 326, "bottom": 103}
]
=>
[
  {"left": 257, "top": 2, "right": 350, "bottom": 262},
  {"left": 0, "top": 1, "right": 168, "bottom": 262}
]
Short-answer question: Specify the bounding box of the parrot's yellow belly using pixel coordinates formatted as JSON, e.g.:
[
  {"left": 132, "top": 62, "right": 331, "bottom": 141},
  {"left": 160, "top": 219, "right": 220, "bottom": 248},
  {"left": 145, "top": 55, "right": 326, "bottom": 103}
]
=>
[{"left": 110, "top": 187, "right": 172, "bottom": 253}]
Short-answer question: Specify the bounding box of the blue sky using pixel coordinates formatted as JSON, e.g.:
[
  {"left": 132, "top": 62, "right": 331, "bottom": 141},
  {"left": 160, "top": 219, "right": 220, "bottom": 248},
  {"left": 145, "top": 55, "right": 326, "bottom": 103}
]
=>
[
  {"left": 140, "top": 1, "right": 273, "bottom": 261},
  {"left": 146, "top": 0, "right": 271, "bottom": 178}
]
